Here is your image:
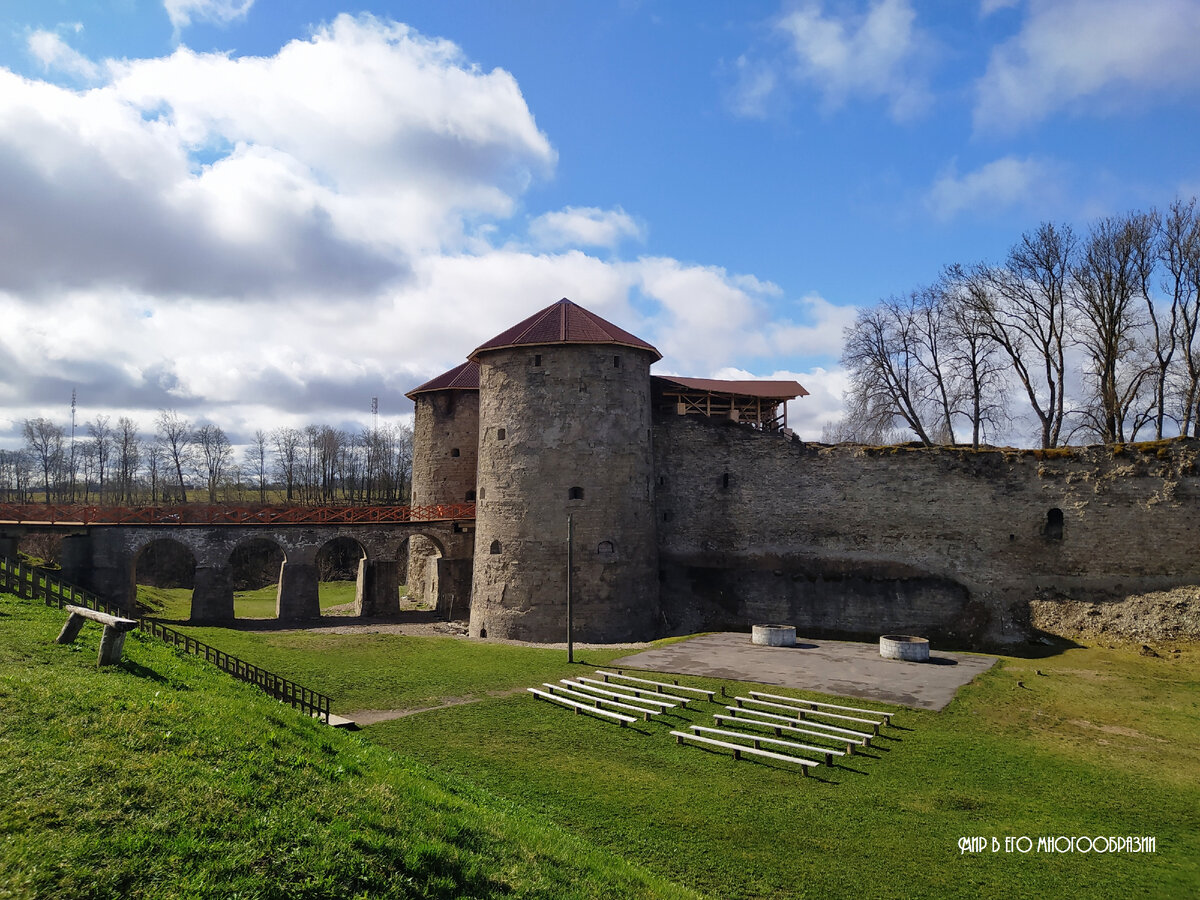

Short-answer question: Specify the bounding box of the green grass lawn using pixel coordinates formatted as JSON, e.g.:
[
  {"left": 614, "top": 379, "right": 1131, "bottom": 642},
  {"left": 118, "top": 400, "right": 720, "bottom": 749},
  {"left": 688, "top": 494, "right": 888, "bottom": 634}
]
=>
[
  {"left": 137, "top": 582, "right": 407, "bottom": 620},
  {"left": 0, "top": 593, "right": 699, "bottom": 900}
]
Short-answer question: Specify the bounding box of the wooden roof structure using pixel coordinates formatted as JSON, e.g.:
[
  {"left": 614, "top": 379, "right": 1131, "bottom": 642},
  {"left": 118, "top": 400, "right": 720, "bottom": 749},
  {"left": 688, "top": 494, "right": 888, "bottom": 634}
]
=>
[
  {"left": 405, "top": 361, "right": 480, "bottom": 399},
  {"left": 470, "top": 298, "right": 662, "bottom": 361},
  {"left": 652, "top": 375, "right": 808, "bottom": 431}
]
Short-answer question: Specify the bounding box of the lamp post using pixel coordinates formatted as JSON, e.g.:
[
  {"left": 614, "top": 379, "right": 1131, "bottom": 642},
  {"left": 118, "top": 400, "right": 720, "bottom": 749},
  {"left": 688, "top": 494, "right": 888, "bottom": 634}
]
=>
[{"left": 566, "top": 513, "right": 574, "bottom": 663}]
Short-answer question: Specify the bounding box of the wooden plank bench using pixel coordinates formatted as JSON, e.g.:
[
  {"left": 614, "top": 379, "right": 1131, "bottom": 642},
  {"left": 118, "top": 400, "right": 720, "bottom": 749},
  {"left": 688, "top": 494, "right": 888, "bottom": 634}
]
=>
[
  {"left": 724, "top": 706, "right": 873, "bottom": 745},
  {"left": 542, "top": 683, "right": 659, "bottom": 720},
  {"left": 527, "top": 688, "right": 636, "bottom": 726},
  {"left": 690, "top": 725, "right": 838, "bottom": 765},
  {"left": 749, "top": 690, "right": 893, "bottom": 726},
  {"left": 597, "top": 670, "right": 716, "bottom": 701},
  {"left": 568, "top": 677, "right": 684, "bottom": 708},
  {"left": 56, "top": 604, "right": 139, "bottom": 666},
  {"left": 735, "top": 696, "right": 882, "bottom": 734},
  {"left": 713, "top": 714, "right": 860, "bottom": 754},
  {"left": 670, "top": 730, "right": 818, "bottom": 772}
]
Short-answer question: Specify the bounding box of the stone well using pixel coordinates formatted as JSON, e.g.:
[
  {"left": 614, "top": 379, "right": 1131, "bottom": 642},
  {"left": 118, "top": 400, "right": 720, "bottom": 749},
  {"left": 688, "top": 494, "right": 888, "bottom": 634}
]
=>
[
  {"left": 879, "top": 634, "right": 930, "bottom": 662},
  {"left": 751, "top": 624, "right": 797, "bottom": 647}
]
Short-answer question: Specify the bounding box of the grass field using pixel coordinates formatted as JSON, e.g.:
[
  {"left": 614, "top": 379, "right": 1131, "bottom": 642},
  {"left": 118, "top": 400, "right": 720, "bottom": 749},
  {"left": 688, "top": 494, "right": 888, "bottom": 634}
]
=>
[
  {"left": 0, "top": 593, "right": 697, "bottom": 900},
  {"left": 5, "top": 587, "right": 1198, "bottom": 899},
  {"left": 136, "top": 582, "right": 408, "bottom": 621}
]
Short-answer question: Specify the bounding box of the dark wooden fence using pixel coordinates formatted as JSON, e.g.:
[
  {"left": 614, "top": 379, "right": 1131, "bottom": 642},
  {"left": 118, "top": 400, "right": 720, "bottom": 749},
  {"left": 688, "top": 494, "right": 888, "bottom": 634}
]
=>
[{"left": 0, "top": 556, "right": 332, "bottom": 723}]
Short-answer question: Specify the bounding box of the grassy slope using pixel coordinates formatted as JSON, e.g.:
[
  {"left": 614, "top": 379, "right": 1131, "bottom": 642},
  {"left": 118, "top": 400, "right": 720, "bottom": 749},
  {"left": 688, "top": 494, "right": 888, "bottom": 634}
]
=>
[
  {"left": 367, "top": 647, "right": 1200, "bottom": 900},
  {"left": 138, "top": 583, "right": 401, "bottom": 621},
  {"left": 0, "top": 593, "right": 700, "bottom": 900}
]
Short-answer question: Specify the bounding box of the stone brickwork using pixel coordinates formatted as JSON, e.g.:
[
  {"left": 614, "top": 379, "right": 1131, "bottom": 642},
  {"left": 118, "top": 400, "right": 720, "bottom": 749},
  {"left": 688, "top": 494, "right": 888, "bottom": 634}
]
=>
[
  {"left": 469, "top": 343, "right": 661, "bottom": 642},
  {"left": 406, "top": 389, "right": 479, "bottom": 609},
  {"left": 654, "top": 416, "right": 1200, "bottom": 645}
]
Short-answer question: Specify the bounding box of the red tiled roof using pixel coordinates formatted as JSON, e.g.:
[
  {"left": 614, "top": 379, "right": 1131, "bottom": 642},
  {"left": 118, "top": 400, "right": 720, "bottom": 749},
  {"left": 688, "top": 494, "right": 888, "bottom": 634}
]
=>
[
  {"left": 405, "top": 361, "right": 479, "bottom": 399},
  {"left": 654, "top": 375, "right": 809, "bottom": 400},
  {"left": 470, "top": 298, "right": 661, "bottom": 361}
]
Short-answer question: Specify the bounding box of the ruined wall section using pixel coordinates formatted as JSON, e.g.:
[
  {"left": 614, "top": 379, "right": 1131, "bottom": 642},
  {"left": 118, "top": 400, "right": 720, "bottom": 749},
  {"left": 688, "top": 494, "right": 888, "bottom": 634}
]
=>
[
  {"left": 655, "top": 416, "right": 1200, "bottom": 645},
  {"left": 470, "top": 344, "right": 660, "bottom": 642},
  {"left": 406, "top": 390, "right": 479, "bottom": 607}
]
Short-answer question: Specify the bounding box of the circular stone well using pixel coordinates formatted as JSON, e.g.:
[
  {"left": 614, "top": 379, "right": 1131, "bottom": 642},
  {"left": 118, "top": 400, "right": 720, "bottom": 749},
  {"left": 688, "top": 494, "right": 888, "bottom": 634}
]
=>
[
  {"left": 752, "top": 624, "right": 797, "bottom": 647},
  {"left": 880, "top": 634, "right": 930, "bottom": 661}
]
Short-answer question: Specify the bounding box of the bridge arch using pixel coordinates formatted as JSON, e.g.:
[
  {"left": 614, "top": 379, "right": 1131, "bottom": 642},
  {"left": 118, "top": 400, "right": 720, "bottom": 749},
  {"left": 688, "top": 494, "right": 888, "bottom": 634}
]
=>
[
  {"left": 228, "top": 537, "right": 287, "bottom": 619},
  {"left": 131, "top": 537, "right": 198, "bottom": 620}
]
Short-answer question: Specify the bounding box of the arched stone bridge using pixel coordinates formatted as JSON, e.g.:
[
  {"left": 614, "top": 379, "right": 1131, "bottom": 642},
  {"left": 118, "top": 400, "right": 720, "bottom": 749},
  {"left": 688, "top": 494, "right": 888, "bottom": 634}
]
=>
[{"left": 0, "top": 505, "right": 475, "bottom": 622}]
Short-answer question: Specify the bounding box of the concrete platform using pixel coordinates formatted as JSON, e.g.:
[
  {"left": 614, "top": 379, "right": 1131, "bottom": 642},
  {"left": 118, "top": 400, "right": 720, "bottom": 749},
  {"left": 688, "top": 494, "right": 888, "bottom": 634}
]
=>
[{"left": 610, "top": 632, "right": 997, "bottom": 711}]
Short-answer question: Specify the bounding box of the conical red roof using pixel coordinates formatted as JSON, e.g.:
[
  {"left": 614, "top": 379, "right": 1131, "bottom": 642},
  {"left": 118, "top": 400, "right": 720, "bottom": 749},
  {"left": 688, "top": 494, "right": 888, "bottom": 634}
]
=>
[
  {"left": 405, "top": 360, "right": 480, "bottom": 399},
  {"left": 469, "top": 298, "right": 661, "bottom": 362}
]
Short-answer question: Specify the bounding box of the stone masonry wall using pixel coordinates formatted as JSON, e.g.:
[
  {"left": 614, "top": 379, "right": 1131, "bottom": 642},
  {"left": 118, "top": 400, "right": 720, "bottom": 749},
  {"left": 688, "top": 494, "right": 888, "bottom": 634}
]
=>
[{"left": 655, "top": 416, "right": 1200, "bottom": 646}]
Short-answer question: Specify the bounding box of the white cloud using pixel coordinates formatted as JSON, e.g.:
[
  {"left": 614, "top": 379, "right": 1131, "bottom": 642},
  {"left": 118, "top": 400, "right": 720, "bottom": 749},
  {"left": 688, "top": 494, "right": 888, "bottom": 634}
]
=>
[
  {"left": 979, "top": 0, "right": 1021, "bottom": 15},
  {"left": 975, "top": 0, "right": 1200, "bottom": 131},
  {"left": 26, "top": 29, "right": 100, "bottom": 80},
  {"left": 727, "top": 54, "right": 778, "bottom": 119},
  {"left": 926, "top": 156, "right": 1060, "bottom": 222},
  {"left": 528, "top": 206, "right": 644, "bottom": 249},
  {"left": 775, "top": 0, "right": 931, "bottom": 121},
  {"left": 164, "top": 0, "right": 254, "bottom": 33}
]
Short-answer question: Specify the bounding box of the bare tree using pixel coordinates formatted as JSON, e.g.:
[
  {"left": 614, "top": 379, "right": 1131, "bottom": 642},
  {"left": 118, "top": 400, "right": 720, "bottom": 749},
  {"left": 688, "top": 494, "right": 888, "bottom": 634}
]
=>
[
  {"left": 194, "top": 423, "right": 233, "bottom": 503},
  {"left": 155, "top": 409, "right": 193, "bottom": 503},
  {"left": 247, "top": 430, "right": 269, "bottom": 503},
  {"left": 1161, "top": 198, "right": 1200, "bottom": 436},
  {"left": 116, "top": 417, "right": 141, "bottom": 504},
  {"left": 87, "top": 415, "right": 114, "bottom": 503},
  {"left": 941, "top": 270, "right": 1011, "bottom": 448},
  {"left": 144, "top": 442, "right": 164, "bottom": 503},
  {"left": 968, "top": 223, "right": 1075, "bottom": 448},
  {"left": 1072, "top": 211, "right": 1158, "bottom": 443},
  {"left": 272, "top": 427, "right": 302, "bottom": 502},
  {"left": 22, "top": 417, "right": 64, "bottom": 503}
]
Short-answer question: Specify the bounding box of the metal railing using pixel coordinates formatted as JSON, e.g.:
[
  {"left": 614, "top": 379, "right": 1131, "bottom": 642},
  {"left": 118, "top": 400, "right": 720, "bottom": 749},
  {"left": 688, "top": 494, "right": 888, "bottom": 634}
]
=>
[
  {"left": 0, "top": 556, "right": 332, "bottom": 723},
  {"left": 0, "top": 502, "right": 475, "bottom": 527}
]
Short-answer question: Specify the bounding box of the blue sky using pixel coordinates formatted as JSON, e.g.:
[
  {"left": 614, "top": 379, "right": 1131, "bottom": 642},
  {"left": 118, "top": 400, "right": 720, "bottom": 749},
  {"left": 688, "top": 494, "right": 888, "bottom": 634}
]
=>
[{"left": 2, "top": 0, "right": 1198, "bottom": 445}]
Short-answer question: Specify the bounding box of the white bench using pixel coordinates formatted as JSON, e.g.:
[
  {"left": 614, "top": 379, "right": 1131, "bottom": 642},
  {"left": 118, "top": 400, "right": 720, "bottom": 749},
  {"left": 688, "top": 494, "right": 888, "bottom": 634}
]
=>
[
  {"left": 713, "top": 714, "right": 859, "bottom": 754},
  {"left": 597, "top": 670, "right": 715, "bottom": 701},
  {"left": 542, "top": 683, "right": 658, "bottom": 720},
  {"left": 724, "top": 706, "right": 873, "bottom": 745},
  {"left": 735, "top": 696, "right": 881, "bottom": 734},
  {"left": 56, "top": 604, "right": 139, "bottom": 666},
  {"left": 749, "top": 690, "right": 893, "bottom": 726},
  {"left": 569, "top": 677, "right": 685, "bottom": 708},
  {"left": 670, "top": 730, "right": 817, "bottom": 772},
  {"left": 527, "top": 688, "right": 636, "bottom": 726},
  {"left": 690, "top": 725, "right": 838, "bottom": 765}
]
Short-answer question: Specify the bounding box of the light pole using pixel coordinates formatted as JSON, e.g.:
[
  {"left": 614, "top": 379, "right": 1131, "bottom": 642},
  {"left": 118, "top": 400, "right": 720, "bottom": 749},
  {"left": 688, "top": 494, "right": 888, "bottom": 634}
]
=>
[{"left": 566, "top": 513, "right": 574, "bottom": 663}]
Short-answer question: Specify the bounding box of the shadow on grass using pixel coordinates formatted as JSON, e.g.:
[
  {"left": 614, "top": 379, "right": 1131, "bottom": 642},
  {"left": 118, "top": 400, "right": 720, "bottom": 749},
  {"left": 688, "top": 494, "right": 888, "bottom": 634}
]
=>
[
  {"left": 119, "top": 658, "right": 171, "bottom": 684},
  {"left": 150, "top": 608, "right": 465, "bottom": 633}
]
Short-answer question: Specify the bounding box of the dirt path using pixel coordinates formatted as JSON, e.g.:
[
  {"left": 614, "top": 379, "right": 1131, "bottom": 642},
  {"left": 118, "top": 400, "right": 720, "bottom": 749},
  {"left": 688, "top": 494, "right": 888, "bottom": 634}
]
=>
[{"left": 346, "top": 687, "right": 530, "bottom": 726}]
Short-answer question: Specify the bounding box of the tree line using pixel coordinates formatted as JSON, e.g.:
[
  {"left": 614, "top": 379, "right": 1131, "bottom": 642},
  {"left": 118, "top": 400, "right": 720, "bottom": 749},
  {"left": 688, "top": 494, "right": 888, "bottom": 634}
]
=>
[
  {"left": 831, "top": 199, "right": 1200, "bottom": 448},
  {"left": 3, "top": 409, "right": 414, "bottom": 506}
]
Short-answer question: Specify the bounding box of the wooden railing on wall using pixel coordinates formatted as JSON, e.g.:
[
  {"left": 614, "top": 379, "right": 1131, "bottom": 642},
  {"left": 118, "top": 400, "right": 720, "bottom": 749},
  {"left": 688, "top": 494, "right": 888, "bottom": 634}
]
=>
[{"left": 0, "top": 502, "right": 475, "bottom": 527}]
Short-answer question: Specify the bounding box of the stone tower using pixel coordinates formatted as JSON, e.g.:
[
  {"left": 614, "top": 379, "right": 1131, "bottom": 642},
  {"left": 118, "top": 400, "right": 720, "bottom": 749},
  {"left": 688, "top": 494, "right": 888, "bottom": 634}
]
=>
[
  {"left": 404, "top": 361, "right": 479, "bottom": 612},
  {"left": 468, "top": 298, "right": 661, "bottom": 642}
]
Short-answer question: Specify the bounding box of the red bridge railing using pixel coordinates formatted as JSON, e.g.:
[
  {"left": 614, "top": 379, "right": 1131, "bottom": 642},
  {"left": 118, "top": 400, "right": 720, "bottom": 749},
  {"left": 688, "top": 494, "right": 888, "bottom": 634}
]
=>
[{"left": 0, "top": 503, "right": 476, "bottom": 527}]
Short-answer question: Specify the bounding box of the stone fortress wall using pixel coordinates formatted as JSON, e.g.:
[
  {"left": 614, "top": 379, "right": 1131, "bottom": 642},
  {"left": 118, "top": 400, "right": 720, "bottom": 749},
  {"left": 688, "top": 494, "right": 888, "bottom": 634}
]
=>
[{"left": 654, "top": 416, "right": 1200, "bottom": 645}]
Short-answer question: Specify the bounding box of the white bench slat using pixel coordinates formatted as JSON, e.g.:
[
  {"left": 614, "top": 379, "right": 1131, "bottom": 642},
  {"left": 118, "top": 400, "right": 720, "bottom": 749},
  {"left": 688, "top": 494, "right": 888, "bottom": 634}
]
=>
[
  {"left": 559, "top": 680, "right": 676, "bottom": 710},
  {"left": 690, "top": 725, "right": 837, "bottom": 764},
  {"left": 595, "top": 670, "right": 715, "bottom": 700},
  {"left": 725, "top": 706, "right": 873, "bottom": 743},
  {"left": 527, "top": 688, "right": 636, "bottom": 725},
  {"left": 670, "top": 731, "right": 817, "bottom": 770},
  {"left": 713, "top": 714, "right": 861, "bottom": 752},
  {"left": 542, "top": 683, "right": 658, "bottom": 719},
  {"left": 735, "top": 696, "right": 881, "bottom": 733},
  {"left": 569, "top": 678, "right": 682, "bottom": 708},
  {"left": 749, "top": 690, "right": 892, "bottom": 725}
]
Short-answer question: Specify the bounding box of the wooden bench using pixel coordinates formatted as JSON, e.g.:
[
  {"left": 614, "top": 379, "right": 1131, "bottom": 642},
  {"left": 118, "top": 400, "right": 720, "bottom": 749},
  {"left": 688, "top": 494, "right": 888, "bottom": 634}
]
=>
[
  {"left": 670, "top": 730, "right": 818, "bottom": 772},
  {"left": 527, "top": 688, "right": 636, "bottom": 726},
  {"left": 690, "top": 725, "right": 838, "bottom": 765},
  {"left": 713, "top": 714, "right": 859, "bottom": 755},
  {"left": 734, "top": 696, "right": 882, "bottom": 734},
  {"left": 56, "top": 604, "right": 139, "bottom": 666},
  {"left": 542, "top": 683, "right": 659, "bottom": 720},
  {"left": 725, "top": 705, "right": 873, "bottom": 745},
  {"left": 596, "top": 670, "right": 716, "bottom": 701},
  {"left": 749, "top": 690, "right": 893, "bottom": 726},
  {"left": 568, "top": 677, "right": 683, "bottom": 708}
]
